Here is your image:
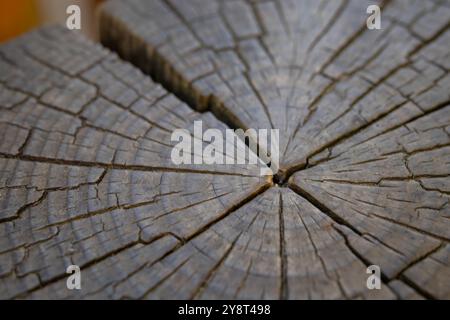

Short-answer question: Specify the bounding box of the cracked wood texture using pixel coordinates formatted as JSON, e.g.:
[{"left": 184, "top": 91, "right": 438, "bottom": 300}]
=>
[{"left": 0, "top": 0, "right": 449, "bottom": 300}]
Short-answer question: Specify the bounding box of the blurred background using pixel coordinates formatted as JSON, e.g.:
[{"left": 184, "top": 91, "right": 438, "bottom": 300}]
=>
[{"left": 0, "top": 0, "right": 104, "bottom": 43}]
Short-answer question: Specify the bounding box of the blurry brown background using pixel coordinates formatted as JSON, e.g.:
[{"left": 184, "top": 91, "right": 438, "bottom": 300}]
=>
[{"left": 0, "top": 0, "right": 104, "bottom": 43}]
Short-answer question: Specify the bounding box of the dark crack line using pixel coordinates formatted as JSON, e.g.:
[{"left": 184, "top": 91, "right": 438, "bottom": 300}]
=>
[
  {"left": 288, "top": 183, "right": 363, "bottom": 237},
  {"left": 278, "top": 191, "right": 288, "bottom": 299},
  {"left": 0, "top": 153, "right": 262, "bottom": 177}
]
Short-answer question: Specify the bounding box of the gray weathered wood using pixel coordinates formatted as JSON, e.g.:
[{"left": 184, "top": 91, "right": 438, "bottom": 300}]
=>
[
  {"left": 98, "top": 0, "right": 450, "bottom": 299},
  {"left": 0, "top": 0, "right": 450, "bottom": 299},
  {"left": 0, "top": 27, "right": 269, "bottom": 299}
]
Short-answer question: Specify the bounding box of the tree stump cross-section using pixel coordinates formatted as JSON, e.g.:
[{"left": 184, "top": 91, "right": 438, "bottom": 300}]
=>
[{"left": 1, "top": 0, "right": 450, "bottom": 299}]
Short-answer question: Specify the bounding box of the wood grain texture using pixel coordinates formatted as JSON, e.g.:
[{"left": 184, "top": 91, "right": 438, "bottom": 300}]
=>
[
  {"left": 0, "top": 27, "right": 269, "bottom": 299},
  {"left": 100, "top": 0, "right": 450, "bottom": 178},
  {"left": 0, "top": 0, "right": 449, "bottom": 299}
]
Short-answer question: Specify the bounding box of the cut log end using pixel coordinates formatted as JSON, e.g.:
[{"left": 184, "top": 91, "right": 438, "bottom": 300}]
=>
[{"left": 1, "top": 0, "right": 450, "bottom": 299}]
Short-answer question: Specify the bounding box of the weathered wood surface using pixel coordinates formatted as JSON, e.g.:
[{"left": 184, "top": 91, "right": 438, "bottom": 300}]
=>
[
  {"left": 0, "top": 0, "right": 450, "bottom": 299},
  {"left": 0, "top": 27, "right": 269, "bottom": 299}
]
